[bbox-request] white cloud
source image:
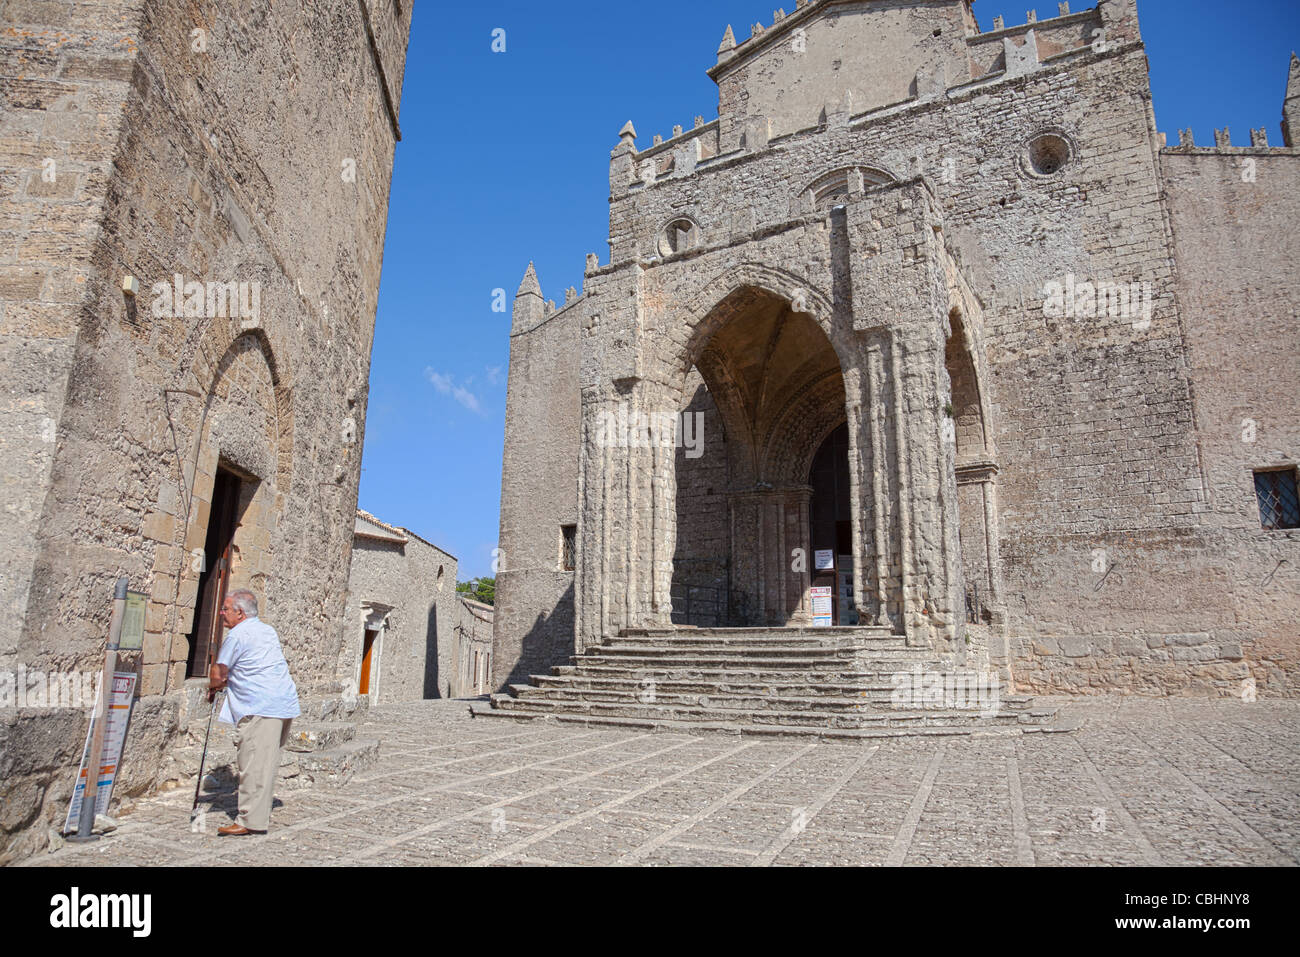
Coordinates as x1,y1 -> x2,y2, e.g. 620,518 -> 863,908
424,368 -> 483,414
486,365 -> 503,385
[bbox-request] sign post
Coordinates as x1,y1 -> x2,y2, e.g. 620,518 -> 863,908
67,576 -> 128,842
63,670 -> 137,836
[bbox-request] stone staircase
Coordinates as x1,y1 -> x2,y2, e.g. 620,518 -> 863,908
473,626 -> 1075,740
163,691 -> 381,794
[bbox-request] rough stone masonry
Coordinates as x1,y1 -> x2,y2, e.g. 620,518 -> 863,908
0,0 -> 411,863
494,1 -> 1299,702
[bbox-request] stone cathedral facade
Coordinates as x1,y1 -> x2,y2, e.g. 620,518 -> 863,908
493,0 -> 1300,704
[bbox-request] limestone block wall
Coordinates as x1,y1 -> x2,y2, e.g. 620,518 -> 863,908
492,275 -> 581,689
456,597 -> 495,696
1,0 -> 143,655
1161,148 -> 1300,695
711,0 -> 974,151
343,518 -> 459,703
672,370 -> 730,625
0,0 -> 411,862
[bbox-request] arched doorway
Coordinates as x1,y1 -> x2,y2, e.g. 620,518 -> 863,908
808,422 -> 855,625
671,286 -> 847,626
945,310 -> 1000,624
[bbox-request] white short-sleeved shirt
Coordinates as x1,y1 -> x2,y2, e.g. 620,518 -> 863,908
216,616 -> 301,725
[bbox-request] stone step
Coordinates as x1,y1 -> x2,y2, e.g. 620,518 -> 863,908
603,635 -> 909,651
623,626 -> 895,639
483,626 -> 1066,740
471,704 -> 1068,740
508,684 -> 1010,713
167,715 -> 375,795
581,648 -> 861,663
284,720 -> 357,753
488,693 -> 1048,730
550,662 -> 952,676
534,674 -> 901,696
571,651 -> 941,670
300,693 -> 370,723
554,660 -> 955,680
528,674 -> 1032,707
296,738 -> 380,788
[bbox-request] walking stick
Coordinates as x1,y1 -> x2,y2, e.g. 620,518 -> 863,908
191,690 -> 223,826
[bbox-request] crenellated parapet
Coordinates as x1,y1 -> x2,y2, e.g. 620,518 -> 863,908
608,0 -> 1146,219
1159,54 -> 1300,157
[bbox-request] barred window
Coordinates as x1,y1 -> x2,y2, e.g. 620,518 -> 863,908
561,524 -> 577,570
1254,468 -> 1300,530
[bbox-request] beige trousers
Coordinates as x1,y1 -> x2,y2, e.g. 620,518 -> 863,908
233,715 -> 292,831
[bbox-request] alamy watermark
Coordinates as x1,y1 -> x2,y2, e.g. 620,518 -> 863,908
150,273 -> 260,328
593,404 -> 704,459
890,664 -> 1001,716
1040,272 -> 1154,330
1,666 -> 100,709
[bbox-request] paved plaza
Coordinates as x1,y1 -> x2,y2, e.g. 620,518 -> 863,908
24,698 -> 1299,867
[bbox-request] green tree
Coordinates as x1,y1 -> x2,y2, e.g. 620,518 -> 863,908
456,576 -> 495,605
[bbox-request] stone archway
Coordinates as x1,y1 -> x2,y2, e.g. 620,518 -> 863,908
575,249 -> 969,655
670,284 -> 849,627
945,309 -> 1003,626
148,329 -> 294,692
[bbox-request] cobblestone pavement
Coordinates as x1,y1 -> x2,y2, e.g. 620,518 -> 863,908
24,697 -> 1300,867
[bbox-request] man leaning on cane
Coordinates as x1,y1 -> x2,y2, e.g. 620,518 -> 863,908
207,589 -> 300,836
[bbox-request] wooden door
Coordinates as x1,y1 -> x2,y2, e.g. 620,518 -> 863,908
359,629 -> 377,695
186,469 -> 241,677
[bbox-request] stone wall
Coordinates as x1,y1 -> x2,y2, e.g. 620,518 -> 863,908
1161,148 -> 1300,695
672,369 -> 730,625
343,512 -> 459,702
0,0 -> 411,862
456,597 -> 495,696
492,266 -> 580,690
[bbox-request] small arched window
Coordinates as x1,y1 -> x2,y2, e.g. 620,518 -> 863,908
803,166 -> 895,210
658,217 -> 701,257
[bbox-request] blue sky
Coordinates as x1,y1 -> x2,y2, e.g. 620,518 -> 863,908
359,0 -> 1300,581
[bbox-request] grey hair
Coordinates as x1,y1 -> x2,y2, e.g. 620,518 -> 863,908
228,589 -> 259,617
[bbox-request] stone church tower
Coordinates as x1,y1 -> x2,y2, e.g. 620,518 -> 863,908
493,0 -> 1300,711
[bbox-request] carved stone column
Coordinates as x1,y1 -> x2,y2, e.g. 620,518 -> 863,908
727,485 -> 814,625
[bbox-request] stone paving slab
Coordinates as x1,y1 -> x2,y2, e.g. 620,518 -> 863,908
20,697 -> 1300,867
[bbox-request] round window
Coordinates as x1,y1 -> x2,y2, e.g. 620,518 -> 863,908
1024,132 -> 1073,177
658,218 -> 699,257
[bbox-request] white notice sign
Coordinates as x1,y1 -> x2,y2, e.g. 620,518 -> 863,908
814,549 -> 835,571
810,586 -> 833,627
64,671 -> 136,833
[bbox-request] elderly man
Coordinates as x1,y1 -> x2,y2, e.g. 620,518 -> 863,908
207,589 -> 300,836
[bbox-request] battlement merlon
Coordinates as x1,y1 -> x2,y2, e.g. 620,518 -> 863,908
1160,55 -> 1300,152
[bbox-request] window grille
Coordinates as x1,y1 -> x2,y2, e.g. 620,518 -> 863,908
561,524 -> 577,570
1254,469 -> 1300,530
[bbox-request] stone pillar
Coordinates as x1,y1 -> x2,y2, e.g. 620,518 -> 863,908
892,325 -> 966,653
846,185 -> 966,652
727,489 -> 765,625
858,343 -> 895,628
786,487 -> 813,625
576,378 -> 677,650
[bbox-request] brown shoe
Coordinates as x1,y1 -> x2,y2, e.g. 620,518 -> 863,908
217,824 -> 265,836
